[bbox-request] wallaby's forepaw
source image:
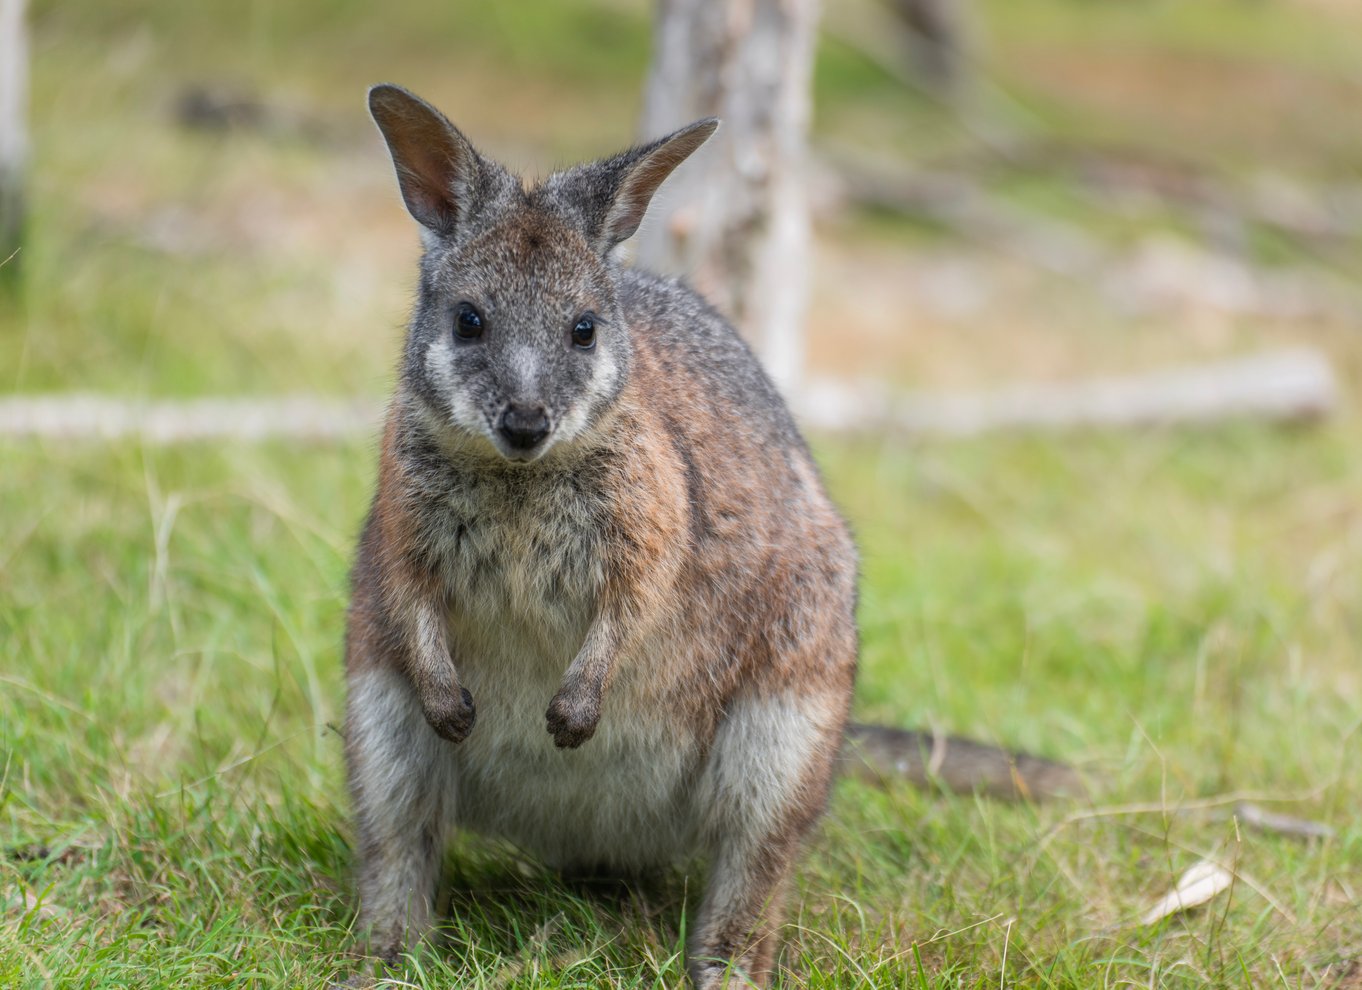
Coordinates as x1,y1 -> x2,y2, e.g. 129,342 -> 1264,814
423,686 -> 476,743
545,689 -> 600,749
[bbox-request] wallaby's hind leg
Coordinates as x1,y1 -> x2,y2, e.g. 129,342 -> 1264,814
690,693 -> 845,989
346,662 -> 452,962
689,830 -> 801,988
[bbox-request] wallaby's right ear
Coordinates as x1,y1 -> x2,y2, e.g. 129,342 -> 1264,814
368,84 -> 481,237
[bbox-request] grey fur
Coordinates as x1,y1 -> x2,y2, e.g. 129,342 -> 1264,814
347,85 -> 859,988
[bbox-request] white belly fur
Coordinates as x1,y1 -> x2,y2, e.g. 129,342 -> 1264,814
448,611 -> 703,870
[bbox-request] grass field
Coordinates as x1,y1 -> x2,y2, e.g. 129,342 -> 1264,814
3,0 -> 1361,986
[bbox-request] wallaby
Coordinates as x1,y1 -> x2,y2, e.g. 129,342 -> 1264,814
345,83 -> 1076,988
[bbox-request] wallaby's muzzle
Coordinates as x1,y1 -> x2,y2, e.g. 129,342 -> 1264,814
498,403 -> 551,453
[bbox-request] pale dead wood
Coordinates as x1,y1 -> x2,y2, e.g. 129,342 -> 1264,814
1234,801 -> 1335,841
0,349 -> 1336,444
637,0 -> 820,393
0,394 -> 381,443
0,0 -> 26,281
797,349 -> 1337,436
1139,859 -> 1235,926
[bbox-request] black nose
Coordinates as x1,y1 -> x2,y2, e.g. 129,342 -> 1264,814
498,403 -> 550,450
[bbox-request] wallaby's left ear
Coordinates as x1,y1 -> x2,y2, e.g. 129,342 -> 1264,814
548,118 -> 719,255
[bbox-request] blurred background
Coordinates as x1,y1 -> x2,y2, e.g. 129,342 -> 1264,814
4,0 -> 1362,400
2,1 -> 1360,985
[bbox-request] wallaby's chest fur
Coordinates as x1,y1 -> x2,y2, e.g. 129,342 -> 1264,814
405,440 -> 607,654
399,423 -> 701,867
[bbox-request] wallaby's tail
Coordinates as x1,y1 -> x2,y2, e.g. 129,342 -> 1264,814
839,723 -> 1084,801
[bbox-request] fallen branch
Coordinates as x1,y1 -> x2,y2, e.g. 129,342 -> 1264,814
0,393 -> 381,442
0,349 -> 1337,444
840,722 -> 1083,801
1232,801 -> 1335,841
797,349 -> 1337,436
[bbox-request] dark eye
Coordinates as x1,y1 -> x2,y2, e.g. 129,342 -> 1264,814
454,303 -> 484,341
571,314 -> 596,350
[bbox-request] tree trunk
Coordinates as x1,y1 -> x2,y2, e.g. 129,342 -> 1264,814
889,0 -> 967,96
637,0 -> 819,396
0,0 -> 27,292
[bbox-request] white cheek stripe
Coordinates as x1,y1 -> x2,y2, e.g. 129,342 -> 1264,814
424,335 -> 455,394
556,346 -> 620,446
425,335 -> 489,437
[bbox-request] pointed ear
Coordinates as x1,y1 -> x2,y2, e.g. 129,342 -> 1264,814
368,84 -> 482,237
549,118 -> 719,255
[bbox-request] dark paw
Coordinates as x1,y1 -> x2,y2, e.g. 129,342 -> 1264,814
545,690 -> 599,749
423,686 -> 476,743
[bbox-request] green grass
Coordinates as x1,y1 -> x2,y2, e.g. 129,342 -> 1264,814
4,0 -> 1361,985
2,428 -> 1358,987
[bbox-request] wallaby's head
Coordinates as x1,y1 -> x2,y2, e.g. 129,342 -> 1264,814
369,84 -> 717,463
